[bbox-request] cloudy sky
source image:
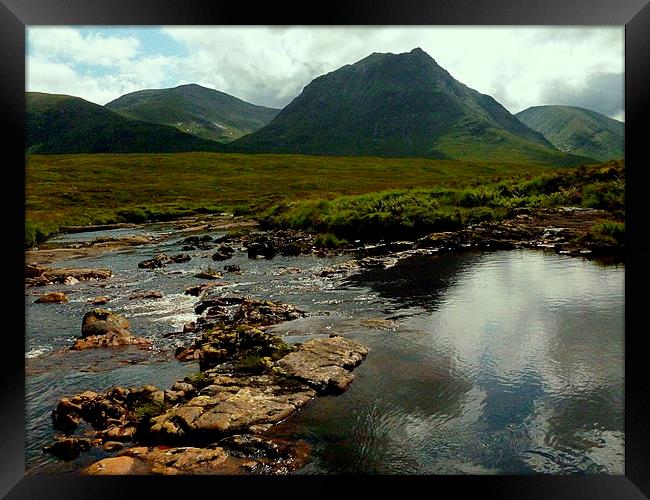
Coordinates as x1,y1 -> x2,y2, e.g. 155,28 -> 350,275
26,26 -> 625,120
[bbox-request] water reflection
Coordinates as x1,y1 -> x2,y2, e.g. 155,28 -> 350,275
274,251 -> 624,474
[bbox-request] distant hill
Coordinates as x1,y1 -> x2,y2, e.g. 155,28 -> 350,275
516,105 -> 624,161
106,84 -> 280,143
26,92 -> 226,154
232,48 -> 590,164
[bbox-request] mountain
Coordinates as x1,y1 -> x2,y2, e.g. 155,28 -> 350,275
26,92 -> 226,154
106,84 -> 280,143
516,105 -> 624,161
232,48 -> 589,164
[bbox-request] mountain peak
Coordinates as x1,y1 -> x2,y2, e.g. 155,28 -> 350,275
233,49 -> 579,164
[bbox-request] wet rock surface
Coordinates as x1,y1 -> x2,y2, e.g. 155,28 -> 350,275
273,336 -> 369,394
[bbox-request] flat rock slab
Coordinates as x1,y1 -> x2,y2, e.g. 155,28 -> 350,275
147,374 -> 316,440
273,336 -> 369,394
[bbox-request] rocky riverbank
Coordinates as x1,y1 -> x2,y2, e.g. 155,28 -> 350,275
42,287 -> 367,474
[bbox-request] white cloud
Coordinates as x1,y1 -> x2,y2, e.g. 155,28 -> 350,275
26,26 -> 625,118
28,27 -> 140,67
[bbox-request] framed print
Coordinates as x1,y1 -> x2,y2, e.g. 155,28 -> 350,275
2,0 -> 649,497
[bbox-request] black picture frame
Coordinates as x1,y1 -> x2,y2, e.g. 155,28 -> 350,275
3,0 -> 649,497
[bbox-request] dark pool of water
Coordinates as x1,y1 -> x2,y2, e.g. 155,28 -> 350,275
25,226 -> 624,475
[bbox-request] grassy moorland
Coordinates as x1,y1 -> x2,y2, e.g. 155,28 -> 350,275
263,159 -> 624,242
25,152 -> 570,246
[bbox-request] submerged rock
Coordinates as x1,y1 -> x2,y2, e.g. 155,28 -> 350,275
34,292 -> 69,304
89,296 -> 111,305
128,291 -> 163,300
194,270 -> 224,280
43,436 -> 99,460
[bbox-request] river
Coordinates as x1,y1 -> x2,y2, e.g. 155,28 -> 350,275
25,223 -> 624,474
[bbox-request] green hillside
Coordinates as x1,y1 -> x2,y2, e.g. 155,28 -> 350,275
26,92 -> 226,154
106,84 -> 279,142
233,48 -> 591,165
516,105 -> 624,161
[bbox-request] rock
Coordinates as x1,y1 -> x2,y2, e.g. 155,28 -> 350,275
102,425 -> 136,442
234,299 -> 305,326
103,441 -> 124,452
194,295 -> 245,315
169,254 -> 191,263
25,276 -> 51,287
84,435 -> 310,475
82,456 -> 141,475
182,322 -> 196,333
247,240 -> 276,260
138,254 -> 168,269
147,374 -> 316,439
184,282 -> 225,297
181,245 -> 195,251
34,292 -> 69,304
72,309 -> 151,350
273,336 -> 368,394
190,324 -> 294,371
81,309 -> 130,338
171,382 -> 195,393
63,276 -> 79,285
360,318 -> 397,330
25,263 -> 47,278
40,267 -> 112,283
223,265 -> 241,273
194,270 -> 224,279
128,290 -> 163,300
71,333 -> 152,350
43,436 -> 97,460
89,296 -> 111,305
317,267 -> 338,277
212,245 -> 235,261
175,347 -> 199,362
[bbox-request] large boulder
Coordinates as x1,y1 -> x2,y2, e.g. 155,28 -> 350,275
81,309 -> 130,338
71,309 -> 151,350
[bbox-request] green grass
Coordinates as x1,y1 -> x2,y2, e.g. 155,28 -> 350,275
25,152 -> 570,247
584,221 -> 625,246
263,160 -> 624,241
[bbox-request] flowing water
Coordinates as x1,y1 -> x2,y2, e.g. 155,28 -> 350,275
25,224 -> 624,475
